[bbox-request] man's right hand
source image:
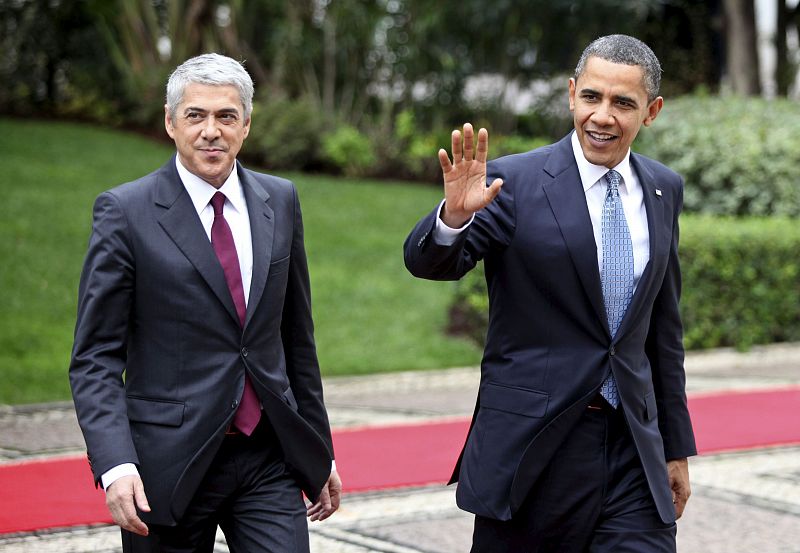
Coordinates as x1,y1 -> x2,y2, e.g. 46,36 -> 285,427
439,122 -> 504,228
106,475 -> 151,536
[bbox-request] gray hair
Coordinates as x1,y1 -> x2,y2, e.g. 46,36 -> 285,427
166,53 -> 254,120
574,35 -> 662,102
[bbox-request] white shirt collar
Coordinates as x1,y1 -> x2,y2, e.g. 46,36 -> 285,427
175,156 -> 247,216
570,131 -> 636,194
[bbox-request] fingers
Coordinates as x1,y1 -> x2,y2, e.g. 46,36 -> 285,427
133,478 -> 151,513
462,123 -> 474,162
307,471 -> 342,522
307,486 -> 331,522
438,148 -> 453,174
106,476 -> 149,536
485,178 -> 504,203
451,130 -> 462,164
475,127 -> 489,163
448,123 -> 488,165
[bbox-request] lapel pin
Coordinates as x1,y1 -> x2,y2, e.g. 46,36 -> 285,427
655,189 -> 662,197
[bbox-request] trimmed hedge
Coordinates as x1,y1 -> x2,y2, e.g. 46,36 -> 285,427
448,216 -> 800,351
635,96 -> 800,217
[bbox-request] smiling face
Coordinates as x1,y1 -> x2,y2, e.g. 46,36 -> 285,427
165,83 -> 250,187
569,56 -> 663,168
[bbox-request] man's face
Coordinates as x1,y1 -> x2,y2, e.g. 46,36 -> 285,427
568,56 -> 663,168
165,83 -> 250,187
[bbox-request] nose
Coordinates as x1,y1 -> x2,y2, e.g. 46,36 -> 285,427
201,115 -> 221,140
590,101 -> 615,126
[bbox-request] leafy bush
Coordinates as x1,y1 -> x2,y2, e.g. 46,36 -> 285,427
449,216 -> 800,351
247,95 -> 328,171
492,135 -> 551,158
321,125 -> 376,177
636,95 -> 800,217
680,216 -> 800,349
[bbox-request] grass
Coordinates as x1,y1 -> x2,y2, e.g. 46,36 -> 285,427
0,118 -> 480,404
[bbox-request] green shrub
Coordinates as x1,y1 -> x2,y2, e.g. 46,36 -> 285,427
321,125 -> 377,177
680,216 -> 800,349
636,96 -> 800,217
491,135 -> 551,158
247,95 -> 328,171
449,216 -> 800,351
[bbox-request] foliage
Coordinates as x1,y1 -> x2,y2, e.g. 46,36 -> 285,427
3,1 -> 721,138
679,216 -> 800,350
246,95 -> 328,171
321,125 -> 376,177
492,135 -> 551,158
448,215 -> 800,351
636,95 -> 800,217
0,119 -> 480,404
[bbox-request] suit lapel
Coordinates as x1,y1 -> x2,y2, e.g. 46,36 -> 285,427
616,154 -> 663,338
155,158 -> 241,327
239,166 -> 274,329
542,137 -> 610,336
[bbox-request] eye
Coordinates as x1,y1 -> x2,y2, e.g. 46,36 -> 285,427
186,112 -> 203,121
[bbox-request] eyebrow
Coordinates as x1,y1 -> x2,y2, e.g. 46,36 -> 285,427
579,88 -> 639,108
183,106 -> 241,115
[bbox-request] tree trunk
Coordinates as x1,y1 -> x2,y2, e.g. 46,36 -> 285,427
723,0 -> 761,95
776,0 -> 790,96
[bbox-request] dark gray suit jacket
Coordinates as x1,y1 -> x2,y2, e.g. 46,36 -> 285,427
70,157 -> 333,526
404,134 -> 696,523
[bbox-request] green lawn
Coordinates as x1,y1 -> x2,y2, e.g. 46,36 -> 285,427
0,119 -> 480,404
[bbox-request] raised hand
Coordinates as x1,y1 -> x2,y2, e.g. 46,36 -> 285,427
439,123 -> 503,228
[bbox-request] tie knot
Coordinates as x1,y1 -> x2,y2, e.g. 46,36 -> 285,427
211,191 -> 226,216
604,170 -> 622,194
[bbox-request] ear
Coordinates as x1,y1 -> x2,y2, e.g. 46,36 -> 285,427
568,78 -> 577,112
164,104 -> 175,139
242,116 -> 251,139
642,96 -> 663,127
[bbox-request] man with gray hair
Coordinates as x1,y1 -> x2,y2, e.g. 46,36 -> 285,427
404,34 -> 695,552
70,53 -> 340,552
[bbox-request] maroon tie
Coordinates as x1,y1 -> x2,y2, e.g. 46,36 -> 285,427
210,191 -> 261,435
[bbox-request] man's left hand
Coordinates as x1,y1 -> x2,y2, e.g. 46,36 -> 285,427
667,458 -> 690,519
307,470 -> 342,522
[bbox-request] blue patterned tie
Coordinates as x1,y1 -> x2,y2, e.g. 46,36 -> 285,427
600,170 -> 634,408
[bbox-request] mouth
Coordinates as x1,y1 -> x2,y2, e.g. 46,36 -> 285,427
585,130 -> 618,144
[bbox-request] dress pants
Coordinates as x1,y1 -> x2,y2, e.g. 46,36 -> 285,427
122,421 -> 309,553
471,397 -> 676,553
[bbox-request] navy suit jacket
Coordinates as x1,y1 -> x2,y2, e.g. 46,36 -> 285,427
70,157 -> 333,526
404,134 -> 696,523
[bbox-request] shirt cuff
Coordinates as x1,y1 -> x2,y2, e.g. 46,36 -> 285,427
101,463 -> 139,491
331,459 -> 337,472
433,200 -> 474,246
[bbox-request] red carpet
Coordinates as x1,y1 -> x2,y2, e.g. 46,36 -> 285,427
1,387 -> 798,534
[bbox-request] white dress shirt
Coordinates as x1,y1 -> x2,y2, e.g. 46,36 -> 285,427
434,131 -> 650,291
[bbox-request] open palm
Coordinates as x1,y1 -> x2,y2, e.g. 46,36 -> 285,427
439,123 -> 503,228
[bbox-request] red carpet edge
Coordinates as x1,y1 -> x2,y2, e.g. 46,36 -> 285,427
0,387 -> 798,534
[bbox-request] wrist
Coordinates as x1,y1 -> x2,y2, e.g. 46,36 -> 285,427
441,204 -> 470,228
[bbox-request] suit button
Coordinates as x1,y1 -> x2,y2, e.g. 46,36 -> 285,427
231,399 -> 238,409
241,347 -> 248,357
609,346 -> 616,356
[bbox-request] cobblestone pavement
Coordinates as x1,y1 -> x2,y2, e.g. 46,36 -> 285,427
1,343 -> 799,552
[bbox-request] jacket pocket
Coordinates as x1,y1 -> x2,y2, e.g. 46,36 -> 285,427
269,255 -> 290,275
481,382 -> 549,418
126,396 -> 185,427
